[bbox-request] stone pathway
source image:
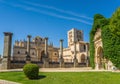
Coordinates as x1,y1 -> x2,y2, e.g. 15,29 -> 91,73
0,80 -> 20,84
0,67 -> 115,72
39,67 -> 112,72
1,67 -> 120,73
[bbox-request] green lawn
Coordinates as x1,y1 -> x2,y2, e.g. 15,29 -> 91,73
0,72 -> 120,84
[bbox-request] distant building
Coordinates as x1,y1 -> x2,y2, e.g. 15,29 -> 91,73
62,28 -> 89,63
13,36 -> 59,62
12,28 -> 89,64
68,28 -> 83,47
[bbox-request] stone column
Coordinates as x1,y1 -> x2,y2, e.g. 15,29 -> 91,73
73,41 -> 78,68
86,43 -> 89,67
1,32 -> 13,69
27,35 -> 31,55
43,37 -> 49,68
26,35 -> 31,64
59,39 -> 64,68
45,37 -> 48,57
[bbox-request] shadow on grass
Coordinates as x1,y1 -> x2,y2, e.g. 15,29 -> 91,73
38,75 -> 46,80
30,75 -> 46,80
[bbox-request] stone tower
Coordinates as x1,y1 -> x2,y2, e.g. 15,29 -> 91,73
67,28 -> 83,47
1,32 -> 13,69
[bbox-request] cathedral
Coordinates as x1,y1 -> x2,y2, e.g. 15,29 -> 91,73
0,28 -> 90,69
12,28 -> 89,65
13,36 -> 59,62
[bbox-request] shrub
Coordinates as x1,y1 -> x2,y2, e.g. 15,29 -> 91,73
23,63 -> 39,79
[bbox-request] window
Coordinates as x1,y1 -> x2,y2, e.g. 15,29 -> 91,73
18,51 -> 20,54
32,52 -> 35,55
84,45 -> 86,52
41,39 -> 42,41
80,45 -> 86,52
54,53 -> 57,55
35,38 -> 38,41
25,51 -> 27,54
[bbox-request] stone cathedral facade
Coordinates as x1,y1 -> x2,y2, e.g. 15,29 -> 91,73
13,36 -> 59,62
12,28 -> 89,64
0,28 -> 89,69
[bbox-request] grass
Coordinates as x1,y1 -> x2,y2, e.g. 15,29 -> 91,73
0,72 -> 120,84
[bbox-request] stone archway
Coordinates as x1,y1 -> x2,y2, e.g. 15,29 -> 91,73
41,50 -> 49,61
81,54 -> 86,63
94,29 -> 104,70
96,46 -> 103,69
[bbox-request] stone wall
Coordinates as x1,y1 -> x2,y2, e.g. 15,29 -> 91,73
10,62 -> 86,69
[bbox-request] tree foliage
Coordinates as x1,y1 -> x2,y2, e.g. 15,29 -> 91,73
90,7 -> 120,69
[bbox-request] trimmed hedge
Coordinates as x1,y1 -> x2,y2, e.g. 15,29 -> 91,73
90,8 -> 120,69
23,63 -> 39,79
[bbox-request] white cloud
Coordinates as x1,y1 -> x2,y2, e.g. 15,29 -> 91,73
1,1 -> 92,25
23,1 -> 93,20
12,4 -> 92,25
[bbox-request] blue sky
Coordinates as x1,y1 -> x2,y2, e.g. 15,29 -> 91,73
0,0 -> 120,55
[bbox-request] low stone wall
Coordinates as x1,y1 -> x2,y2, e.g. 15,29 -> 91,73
10,63 -> 25,69
10,61 -> 86,69
49,62 -> 60,68
64,63 -> 74,68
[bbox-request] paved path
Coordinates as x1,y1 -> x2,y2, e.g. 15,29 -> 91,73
0,67 -> 115,72
0,80 -> 20,84
39,67 -> 112,72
